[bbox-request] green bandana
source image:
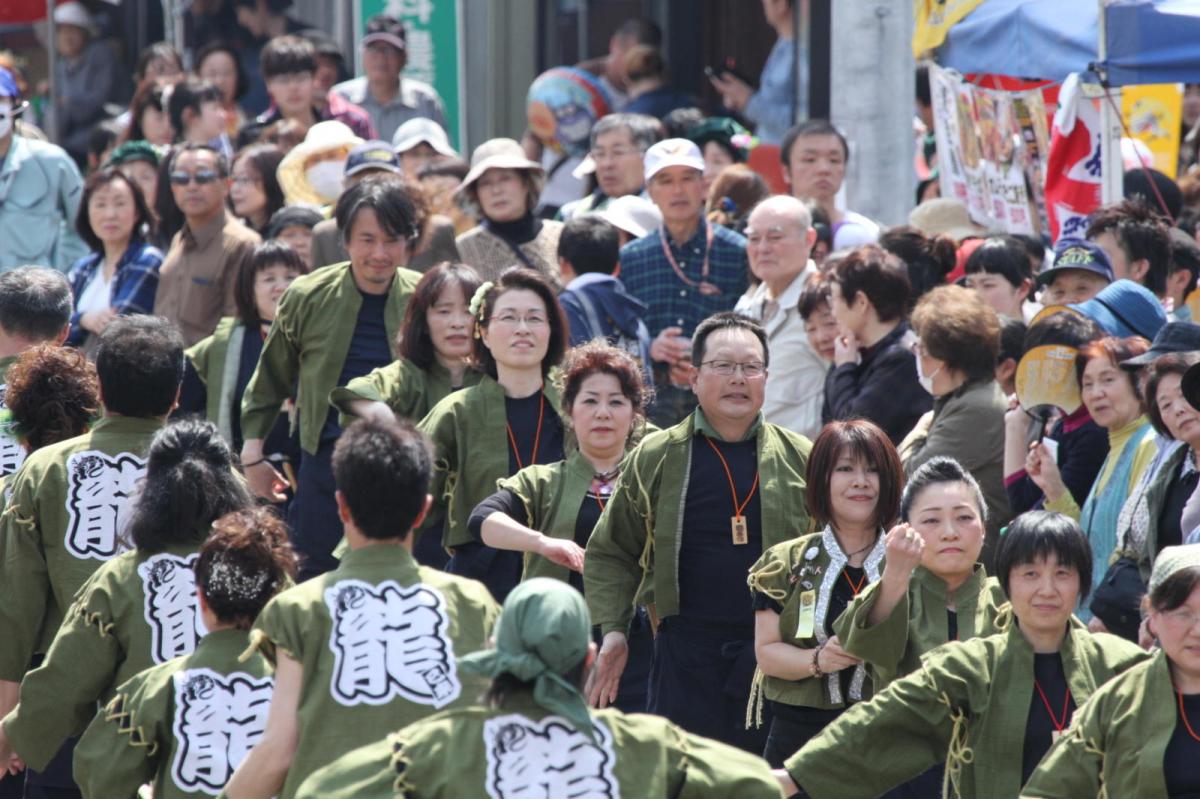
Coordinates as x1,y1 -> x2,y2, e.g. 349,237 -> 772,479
459,578 -> 595,740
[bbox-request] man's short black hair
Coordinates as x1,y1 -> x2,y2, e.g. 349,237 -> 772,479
692,312 -> 769,369
998,315 -> 1027,365
558,216 -> 619,276
95,316 -> 184,417
1170,229 -> 1200,287
1024,310 -> 1104,353
0,267 -> 72,341
1085,198 -> 1171,296
995,510 -> 1093,602
171,142 -> 230,178
335,175 -> 420,245
167,77 -> 224,134
614,17 -> 662,48
780,119 -> 850,169
260,35 -> 317,81
332,418 -> 433,540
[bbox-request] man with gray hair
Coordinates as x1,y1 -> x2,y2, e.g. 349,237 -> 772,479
734,195 -> 825,439
560,113 -> 659,220
0,265 -> 73,477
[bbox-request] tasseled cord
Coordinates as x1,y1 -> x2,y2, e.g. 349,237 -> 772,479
744,560 -> 791,730
938,692 -> 975,799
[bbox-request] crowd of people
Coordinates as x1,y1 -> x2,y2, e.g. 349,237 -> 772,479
0,1 -> 1198,797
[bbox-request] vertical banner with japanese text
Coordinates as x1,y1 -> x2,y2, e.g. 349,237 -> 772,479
1044,74 -> 1103,243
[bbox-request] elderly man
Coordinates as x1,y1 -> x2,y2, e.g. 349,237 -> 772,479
585,312 -> 811,754
619,138 -> 749,426
559,112 -> 659,220
735,195 -> 826,440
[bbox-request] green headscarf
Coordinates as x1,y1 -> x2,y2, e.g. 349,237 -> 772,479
459,577 -> 595,740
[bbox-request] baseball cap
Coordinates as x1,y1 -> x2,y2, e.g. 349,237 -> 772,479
1069,279 -> 1168,342
643,138 -> 704,182
0,68 -> 19,100
391,118 -> 456,158
1035,238 -> 1115,288
344,141 -> 402,178
1120,321 -> 1200,368
53,1 -> 96,34
362,14 -> 406,52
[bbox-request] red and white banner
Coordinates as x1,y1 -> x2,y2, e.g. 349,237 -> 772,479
1044,74 -> 1104,243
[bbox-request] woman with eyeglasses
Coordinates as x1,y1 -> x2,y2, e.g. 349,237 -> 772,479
228,144 -> 285,236
1022,544 -> 1200,798
418,267 -> 569,601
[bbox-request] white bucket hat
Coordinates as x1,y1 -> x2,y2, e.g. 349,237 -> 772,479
594,194 -> 662,240
391,117 -> 457,158
277,120 -> 364,205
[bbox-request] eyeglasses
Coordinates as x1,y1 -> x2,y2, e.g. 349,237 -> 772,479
169,170 -> 221,186
590,147 -> 638,162
700,360 -> 766,378
1160,608 -> 1200,630
490,313 -> 549,329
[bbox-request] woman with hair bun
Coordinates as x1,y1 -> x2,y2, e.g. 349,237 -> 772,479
0,419 -> 253,773
73,506 -> 296,798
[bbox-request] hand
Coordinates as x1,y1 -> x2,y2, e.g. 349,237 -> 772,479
816,636 -> 861,674
536,536 -> 585,573
585,631 -> 629,708
772,769 -> 800,796
667,359 -> 694,388
348,399 -> 396,425
4,753 -> 23,778
1025,442 -> 1067,503
1087,616 -> 1109,634
0,726 -> 13,778
833,332 -> 860,367
650,327 -> 690,365
81,307 -> 118,335
881,523 -> 925,583
243,460 -> 288,502
709,72 -> 753,111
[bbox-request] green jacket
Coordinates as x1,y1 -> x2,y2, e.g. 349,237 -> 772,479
584,409 -> 813,636
242,261 -> 421,455
417,375 -> 565,548
292,691 -> 784,799
73,628 -> 274,799
834,564 -> 1009,688
747,526 -> 887,711
251,543 -> 499,799
0,414 -> 162,682
1020,649 -> 1179,799
3,540 -> 207,771
186,317 -> 255,445
329,357 -> 482,427
787,621 -> 1149,799
0,354 -> 27,478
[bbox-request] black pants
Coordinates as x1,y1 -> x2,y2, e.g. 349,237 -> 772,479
880,764 -> 944,799
648,616 -> 769,754
288,442 -> 341,581
762,704 -> 846,768
444,541 -> 523,602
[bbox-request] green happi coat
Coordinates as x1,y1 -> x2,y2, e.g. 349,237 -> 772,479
250,543 -> 499,798
329,357 -> 482,428
186,317 -> 258,445
746,526 -> 887,714
584,410 -> 813,636
786,620 -> 1150,799
417,375 -> 564,548
0,415 -> 162,683
3,539 -> 208,770
1020,649 -> 1183,799
241,261 -> 421,455
834,564 -> 1009,687
291,691 -> 785,799
0,354 -> 27,477
73,628 -> 274,799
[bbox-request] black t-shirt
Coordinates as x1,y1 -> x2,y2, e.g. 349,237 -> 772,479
680,434 -> 762,628
1158,458 -> 1199,553
1165,691 -> 1200,797
321,291 -> 392,442
1022,652 -> 1074,786
947,609 -> 959,642
503,392 -> 565,473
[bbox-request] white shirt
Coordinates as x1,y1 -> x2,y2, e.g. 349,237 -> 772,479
76,265 -> 113,317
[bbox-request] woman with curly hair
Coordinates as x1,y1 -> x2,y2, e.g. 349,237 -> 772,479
4,344 -> 99,453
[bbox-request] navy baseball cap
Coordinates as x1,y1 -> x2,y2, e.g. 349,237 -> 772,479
1035,238 -> 1114,288
1069,279 -> 1168,342
343,141 -> 402,178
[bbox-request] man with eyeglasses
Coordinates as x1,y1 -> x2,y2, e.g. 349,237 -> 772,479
586,311 -> 812,754
735,195 -> 826,440
154,143 -> 260,346
559,113 -> 658,221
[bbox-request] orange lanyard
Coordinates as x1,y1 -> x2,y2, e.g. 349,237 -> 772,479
1034,679 -> 1072,733
842,567 -> 868,596
505,392 -> 545,471
1180,692 -> 1200,742
592,490 -> 608,514
702,436 -> 760,516
659,221 -> 721,296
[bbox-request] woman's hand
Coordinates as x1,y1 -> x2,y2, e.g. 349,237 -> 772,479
586,632 -> 629,708
240,440 -> 287,503
816,636 -> 861,674
880,523 -> 925,584
833,332 -> 860,367
1026,441 -> 1067,503
536,537 -> 585,573
81,307 -> 117,335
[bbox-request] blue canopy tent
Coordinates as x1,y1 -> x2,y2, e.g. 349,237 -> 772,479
935,0 -> 1200,85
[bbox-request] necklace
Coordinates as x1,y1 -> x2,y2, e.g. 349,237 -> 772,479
1180,691 -> 1200,743
505,392 -> 545,471
593,465 -> 621,483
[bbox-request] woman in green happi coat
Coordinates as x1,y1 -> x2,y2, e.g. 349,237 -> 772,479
73,506 -> 297,798
417,267 -> 569,601
1022,544 -> 1200,798
776,511 -> 1150,799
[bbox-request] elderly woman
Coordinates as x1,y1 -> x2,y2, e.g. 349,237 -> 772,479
901,284 -> 1012,567
454,138 -> 564,284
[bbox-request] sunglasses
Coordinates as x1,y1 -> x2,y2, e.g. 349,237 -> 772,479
169,170 -> 221,186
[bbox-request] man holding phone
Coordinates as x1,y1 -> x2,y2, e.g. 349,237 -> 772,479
709,0 -> 797,146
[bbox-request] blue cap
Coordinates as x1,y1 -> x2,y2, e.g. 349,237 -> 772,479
0,68 -> 19,100
1069,279 -> 1168,341
1035,238 -> 1114,288
343,140 -> 401,178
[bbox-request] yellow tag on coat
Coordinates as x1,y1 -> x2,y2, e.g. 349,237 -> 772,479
795,590 -> 817,639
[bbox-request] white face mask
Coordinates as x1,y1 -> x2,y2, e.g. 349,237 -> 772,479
305,160 -> 345,202
0,100 -> 14,139
915,350 -> 942,395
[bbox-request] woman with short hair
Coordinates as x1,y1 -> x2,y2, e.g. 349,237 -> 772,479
963,236 -> 1036,321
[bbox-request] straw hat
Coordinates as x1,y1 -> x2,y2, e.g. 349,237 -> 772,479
277,121 -> 364,205
908,197 -> 988,242
456,138 -> 544,197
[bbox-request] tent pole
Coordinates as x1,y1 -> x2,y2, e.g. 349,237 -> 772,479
1096,0 -> 1122,204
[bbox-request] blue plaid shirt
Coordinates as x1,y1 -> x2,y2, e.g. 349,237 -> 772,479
618,219 -> 748,339
67,238 -> 164,346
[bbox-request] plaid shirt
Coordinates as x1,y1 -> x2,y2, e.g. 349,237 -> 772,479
618,219 -> 749,338
66,239 -> 163,347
